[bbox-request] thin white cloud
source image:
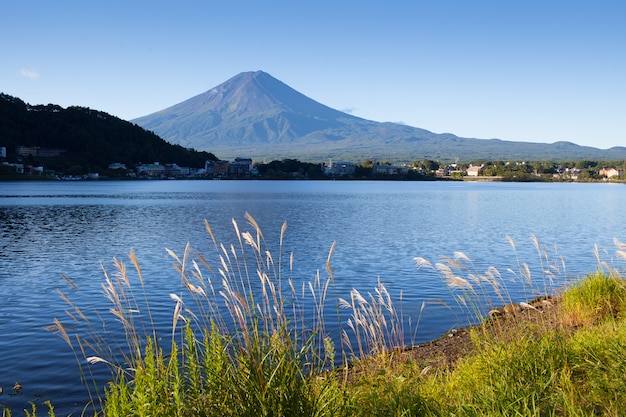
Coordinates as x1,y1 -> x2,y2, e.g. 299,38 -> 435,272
341,107 -> 357,114
20,68 -> 40,79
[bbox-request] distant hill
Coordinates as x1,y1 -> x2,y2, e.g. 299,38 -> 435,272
0,93 -> 217,173
132,71 -> 626,162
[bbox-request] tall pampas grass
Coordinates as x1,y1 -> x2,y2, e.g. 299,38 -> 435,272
414,235 -> 572,328
49,213 -> 415,416
338,279 -> 405,359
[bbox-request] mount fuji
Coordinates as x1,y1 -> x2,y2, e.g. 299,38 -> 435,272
132,71 -> 625,162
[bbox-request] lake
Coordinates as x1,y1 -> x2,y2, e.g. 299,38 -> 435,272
1,180 -> 624,414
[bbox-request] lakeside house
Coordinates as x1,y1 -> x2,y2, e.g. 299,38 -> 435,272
466,164 -> 485,177
599,167 -> 623,178
204,157 -> 257,177
324,160 -> 356,176
372,163 -> 408,176
229,157 -> 254,176
136,162 -> 166,178
15,146 -> 65,157
108,163 -> 127,170
2,162 -> 25,173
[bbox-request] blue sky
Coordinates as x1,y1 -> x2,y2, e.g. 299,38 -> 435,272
2,0 -> 625,149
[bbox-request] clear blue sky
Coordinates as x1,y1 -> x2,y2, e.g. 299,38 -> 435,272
2,0 -> 625,149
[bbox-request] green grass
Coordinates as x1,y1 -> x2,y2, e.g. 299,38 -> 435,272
560,271 -> 626,326
416,313 -> 626,416
35,220 -> 626,417
359,245 -> 626,416
1,401 -> 55,417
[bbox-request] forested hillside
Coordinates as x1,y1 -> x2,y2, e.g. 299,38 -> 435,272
0,93 -> 217,174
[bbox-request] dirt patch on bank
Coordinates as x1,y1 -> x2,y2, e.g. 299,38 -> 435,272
394,296 -> 559,372
345,295 -> 561,380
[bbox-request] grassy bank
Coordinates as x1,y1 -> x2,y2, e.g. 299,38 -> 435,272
346,270 -> 626,416
7,216 -> 626,416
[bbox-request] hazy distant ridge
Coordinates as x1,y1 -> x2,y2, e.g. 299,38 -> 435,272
133,71 -> 626,162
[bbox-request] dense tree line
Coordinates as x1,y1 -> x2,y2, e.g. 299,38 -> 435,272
0,93 -> 217,174
407,159 -> 626,181
236,158 -> 626,181
254,159 -> 325,179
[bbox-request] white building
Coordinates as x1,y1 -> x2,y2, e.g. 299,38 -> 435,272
466,164 -> 485,176
324,160 -> 355,176
599,168 -> 623,178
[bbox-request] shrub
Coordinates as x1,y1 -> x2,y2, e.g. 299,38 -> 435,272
560,271 -> 626,326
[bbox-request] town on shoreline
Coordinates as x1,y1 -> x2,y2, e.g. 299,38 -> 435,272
2,150 -> 625,183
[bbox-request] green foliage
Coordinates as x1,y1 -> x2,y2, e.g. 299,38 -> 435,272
353,164 -> 373,177
3,401 -> 56,417
346,366 -> 432,417
255,158 -> 324,179
567,322 -> 626,413
419,316 -> 626,416
103,306 -> 337,416
561,272 -> 626,325
435,332 -> 569,415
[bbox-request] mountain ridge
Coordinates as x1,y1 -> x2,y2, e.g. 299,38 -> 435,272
130,71 -> 625,162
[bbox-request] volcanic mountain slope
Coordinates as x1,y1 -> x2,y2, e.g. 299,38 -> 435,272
133,71 -> 626,162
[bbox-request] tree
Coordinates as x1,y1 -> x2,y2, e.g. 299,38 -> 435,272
421,159 -> 439,172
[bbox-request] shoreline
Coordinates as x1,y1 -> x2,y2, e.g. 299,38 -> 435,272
1,175 -> 623,184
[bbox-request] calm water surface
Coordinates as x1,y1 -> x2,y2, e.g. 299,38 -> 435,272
1,180 -> 624,413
